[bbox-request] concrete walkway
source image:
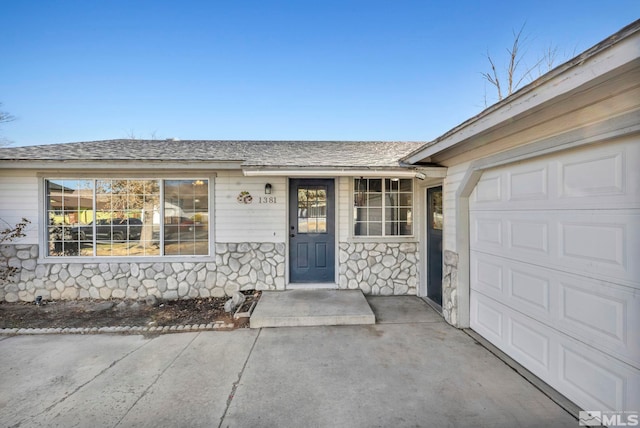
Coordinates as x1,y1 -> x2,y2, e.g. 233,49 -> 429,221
0,297 -> 577,427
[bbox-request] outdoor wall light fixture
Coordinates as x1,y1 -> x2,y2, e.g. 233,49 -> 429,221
265,183 -> 272,194
414,172 -> 427,180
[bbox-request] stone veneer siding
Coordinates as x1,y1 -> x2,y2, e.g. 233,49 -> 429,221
338,242 -> 418,295
0,243 -> 285,303
441,250 -> 458,325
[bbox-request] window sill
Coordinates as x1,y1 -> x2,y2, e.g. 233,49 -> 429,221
37,255 -> 215,264
345,236 -> 417,244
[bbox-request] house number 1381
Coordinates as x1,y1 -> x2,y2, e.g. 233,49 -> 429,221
259,196 -> 277,204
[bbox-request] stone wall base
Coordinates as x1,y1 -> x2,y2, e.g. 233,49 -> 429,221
0,243 -> 285,302
441,250 -> 459,325
338,242 -> 418,295
1,241 -> 421,302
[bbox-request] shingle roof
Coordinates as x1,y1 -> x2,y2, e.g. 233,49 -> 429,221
0,140 -> 425,168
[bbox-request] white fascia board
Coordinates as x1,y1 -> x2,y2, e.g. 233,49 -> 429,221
242,167 -> 446,178
403,29 -> 640,165
0,160 -> 244,170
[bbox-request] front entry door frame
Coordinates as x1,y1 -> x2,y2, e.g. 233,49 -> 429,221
288,178 -> 336,284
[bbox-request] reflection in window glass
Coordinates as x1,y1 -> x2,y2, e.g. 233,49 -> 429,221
94,179 -> 160,256
354,178 -> 413,236
431,189 -> 443,230
164,180 -> 209,255
297,186 -> 327,234
45,178 -> 208,257
47,179 -> 94,256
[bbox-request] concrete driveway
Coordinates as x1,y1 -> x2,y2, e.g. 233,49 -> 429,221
0,297 -> 577,427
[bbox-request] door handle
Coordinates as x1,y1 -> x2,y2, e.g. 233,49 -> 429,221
290,233 -> 295,238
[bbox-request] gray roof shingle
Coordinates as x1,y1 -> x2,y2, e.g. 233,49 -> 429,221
0,140 -> 425,168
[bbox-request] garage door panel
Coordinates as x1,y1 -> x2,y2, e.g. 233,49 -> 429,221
471,210 -> 639,288
559,343 -> 638,412
470,296 -> 504,342
473,217 -> 503,247
473,173 -> 502,203
509,317 -> 550,370
560,284 -> 625,342
559,220 -> 625,269
471,252 -> 640,369
471,293 -> 640,412
509,269 -> 550,312
472,253 -> 551,317
508,166 -> 548,201
469,138 -> 639,412
557,280 -> 639,367
470,136 -> 640,211
472,293 -> 552,376
472,256 -> 504,292
559,149 -> 624,199
510,219 -> 549,253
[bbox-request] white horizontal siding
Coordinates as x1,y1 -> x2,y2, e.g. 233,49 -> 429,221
214,171 -> 287,243
442,162 -> 470,253
338,177 -> 350,241
0,170 -> 39,244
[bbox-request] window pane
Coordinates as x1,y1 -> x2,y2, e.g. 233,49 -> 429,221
368,222 -> 382,236
368,207 -> 382,224
399,193 -> 412,206
93,179 -> 159,256
46,179 -> 94,256
164,179 -> 209,256
368,179 -> 382,192
385,222 -> 400,236
368,193 -> 382,207
385,178 -> 397,191
355,207 -> 367,222
399,179 -> 412,192
385,207 -> 398,221
46,177 -> 208,258
353,178 -> 413,237
298,186 -> 327,234
399,208 -> 411,221
431,189 -> 443,230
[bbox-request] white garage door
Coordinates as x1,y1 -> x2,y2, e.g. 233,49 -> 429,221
469,137 -> 640,412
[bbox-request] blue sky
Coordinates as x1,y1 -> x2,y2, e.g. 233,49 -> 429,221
1,1 -> 638,146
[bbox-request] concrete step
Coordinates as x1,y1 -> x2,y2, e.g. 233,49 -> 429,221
250,289 -> 376,328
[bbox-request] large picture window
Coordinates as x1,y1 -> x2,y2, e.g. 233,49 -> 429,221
353,178 -> 413,236
46,178 -> 209,257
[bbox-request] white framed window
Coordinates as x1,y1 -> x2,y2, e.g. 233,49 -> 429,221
353,178 -> 413,236
45,178 -> 209,257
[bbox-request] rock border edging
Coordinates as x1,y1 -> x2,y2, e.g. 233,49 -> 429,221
0,321 -> 236,336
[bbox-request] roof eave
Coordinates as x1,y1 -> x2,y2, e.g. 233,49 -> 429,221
0,159 -> 244,170
242,165 -> 447,178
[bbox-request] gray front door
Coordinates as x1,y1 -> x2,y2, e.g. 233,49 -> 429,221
427,186 -> 443,305
289,179 -> 335,283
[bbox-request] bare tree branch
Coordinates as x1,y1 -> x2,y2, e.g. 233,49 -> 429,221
126,129 -> 138,140
0,103 -> 16,147
0,217 -> 31,283
481,23 -> 562,106
481,51 -> 502,101
0,103 -> 15,125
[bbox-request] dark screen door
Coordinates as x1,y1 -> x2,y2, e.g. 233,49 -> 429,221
427,186 -> 443,305
289,179 -> 335,283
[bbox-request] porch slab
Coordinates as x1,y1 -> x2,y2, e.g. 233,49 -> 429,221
250,289 -> 375,328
